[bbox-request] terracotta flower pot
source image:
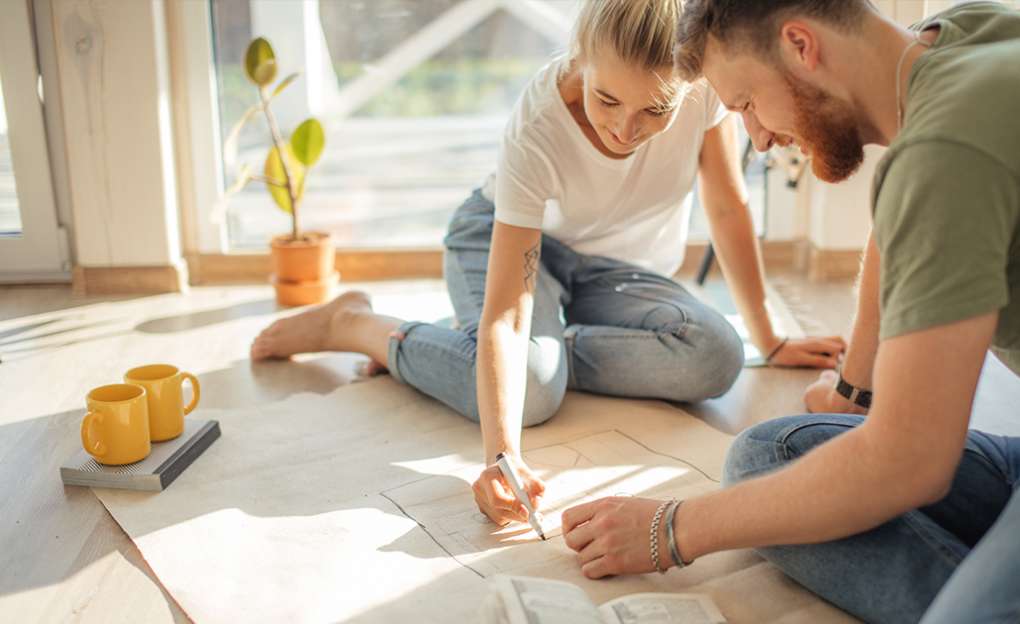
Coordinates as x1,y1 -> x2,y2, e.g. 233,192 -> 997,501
269,232 -> 338,306
271,271 -> 340,307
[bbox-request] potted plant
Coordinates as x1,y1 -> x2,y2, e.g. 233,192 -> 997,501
221,37 -> 338,306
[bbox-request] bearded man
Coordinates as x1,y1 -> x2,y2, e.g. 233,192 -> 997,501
560,2 -> 1020,622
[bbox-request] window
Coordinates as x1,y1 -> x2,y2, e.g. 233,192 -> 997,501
210,0 -> 574,250
207,0 -> 769,253
0,75 -> 21,236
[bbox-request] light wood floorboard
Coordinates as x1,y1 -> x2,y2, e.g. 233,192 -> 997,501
1,274 -> 1016,622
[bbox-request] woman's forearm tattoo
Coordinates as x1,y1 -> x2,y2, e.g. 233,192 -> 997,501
523,243 -> 540,292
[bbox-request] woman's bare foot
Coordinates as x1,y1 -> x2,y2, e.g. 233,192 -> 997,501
251,291 -> 382,361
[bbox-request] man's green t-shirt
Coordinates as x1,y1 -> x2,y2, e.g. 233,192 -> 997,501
872,2 -> 1020,376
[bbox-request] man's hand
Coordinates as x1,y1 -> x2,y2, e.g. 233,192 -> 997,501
562,496 -> 667,579
804,370 -> 868,414
472,458 -> 546,526
767,335 -> 846,369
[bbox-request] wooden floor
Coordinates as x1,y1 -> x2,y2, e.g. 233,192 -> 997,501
1,274 -> 1017,623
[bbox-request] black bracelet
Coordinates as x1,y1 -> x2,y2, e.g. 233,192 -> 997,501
835,373 -> 873,409
765,337 -> 789,363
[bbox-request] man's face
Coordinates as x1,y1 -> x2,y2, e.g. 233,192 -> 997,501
702,36 -> 864,183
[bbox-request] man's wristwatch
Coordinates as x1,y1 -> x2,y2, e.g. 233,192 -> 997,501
834,367 -> 872,409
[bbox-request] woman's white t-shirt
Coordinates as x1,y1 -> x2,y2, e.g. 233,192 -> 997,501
483,57 -> 729,277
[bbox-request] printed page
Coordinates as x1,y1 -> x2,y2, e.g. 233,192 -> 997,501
492,575 -> 606,624
599,593 -> 727,624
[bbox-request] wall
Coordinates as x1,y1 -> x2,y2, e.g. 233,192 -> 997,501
46,0 -> 185,291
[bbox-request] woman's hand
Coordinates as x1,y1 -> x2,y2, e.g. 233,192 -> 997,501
472,458 -> 546,526
804,370 -> 869,415
767,335 -> 846,369
562,496 -> 667,579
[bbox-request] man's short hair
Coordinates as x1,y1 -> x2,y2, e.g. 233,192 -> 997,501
675,0 -> 875,80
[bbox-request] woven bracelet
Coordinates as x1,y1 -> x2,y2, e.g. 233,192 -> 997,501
650,499 -> 675,574
648,499 -> 673,570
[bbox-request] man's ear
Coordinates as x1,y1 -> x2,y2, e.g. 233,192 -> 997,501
779,21 -> 821,72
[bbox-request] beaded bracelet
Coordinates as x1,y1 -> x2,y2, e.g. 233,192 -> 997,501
649,499 -> 675,574
665,499 -> 686,569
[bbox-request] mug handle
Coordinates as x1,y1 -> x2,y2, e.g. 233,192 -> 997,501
181,372 -> 201,415
81,411 -> 108,458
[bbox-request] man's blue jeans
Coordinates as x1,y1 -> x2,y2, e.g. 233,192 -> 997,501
724,413 -> 1020,623
386,189 -> 744,425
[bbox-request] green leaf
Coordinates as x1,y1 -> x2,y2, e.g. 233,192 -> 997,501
263,145 -> 305,214
244,37 -> 277,86
272,72 -> 301,99
290,118 -> 325,167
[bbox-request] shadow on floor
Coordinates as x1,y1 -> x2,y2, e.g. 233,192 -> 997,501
134,299 -> 280,334
194,354 -> 368,410
0,408 -> 190,622
0,285 -> 145,323
0,318 -> 61,341
0,328 -> 133,363
0,320 -> 125,349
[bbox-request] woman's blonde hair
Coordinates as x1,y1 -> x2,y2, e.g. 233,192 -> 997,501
568,0 -> 684,105
571,0 -> 681,70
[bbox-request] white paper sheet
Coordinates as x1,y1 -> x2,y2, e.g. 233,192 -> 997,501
93,378 -> 856,624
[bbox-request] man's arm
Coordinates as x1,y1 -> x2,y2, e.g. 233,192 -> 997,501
563,312 -> 996,577
805,232 -> 881,414
842,232 -> 881,389
677,313 -> 993,557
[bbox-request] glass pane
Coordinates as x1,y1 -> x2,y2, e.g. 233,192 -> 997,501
211,0 -> 573,250
0,71 -> 22,236
209,0 -> 769,250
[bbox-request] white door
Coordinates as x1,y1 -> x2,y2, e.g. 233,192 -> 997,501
0,0 -> 67,282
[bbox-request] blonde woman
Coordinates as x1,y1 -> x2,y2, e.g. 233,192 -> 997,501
251,0 -> 844,525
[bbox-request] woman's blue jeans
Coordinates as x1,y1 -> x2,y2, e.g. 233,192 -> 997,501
386,189 -> 744,425
724,413 -> 1020,623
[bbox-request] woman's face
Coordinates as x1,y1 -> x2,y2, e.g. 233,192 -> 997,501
580,51 -> 681,155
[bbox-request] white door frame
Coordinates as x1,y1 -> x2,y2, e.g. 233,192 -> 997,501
0,0 -> 68,282
170,0 -> 228,256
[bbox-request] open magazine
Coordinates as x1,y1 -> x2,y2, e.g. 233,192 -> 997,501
479,575 -> 727,624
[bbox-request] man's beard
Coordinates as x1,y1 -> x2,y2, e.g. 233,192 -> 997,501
784,73 -> 864,183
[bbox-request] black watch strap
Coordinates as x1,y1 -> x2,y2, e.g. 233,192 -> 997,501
835,374 -> 872,409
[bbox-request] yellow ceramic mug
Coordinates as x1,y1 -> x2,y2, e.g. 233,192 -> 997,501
124,364 -> 201,442
82,384 -> 152,465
